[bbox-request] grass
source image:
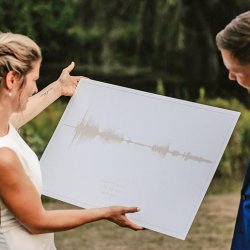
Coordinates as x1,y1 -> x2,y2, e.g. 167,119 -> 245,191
43,180 -> 242,250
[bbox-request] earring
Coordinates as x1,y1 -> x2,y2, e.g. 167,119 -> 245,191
8,92 -> 12,97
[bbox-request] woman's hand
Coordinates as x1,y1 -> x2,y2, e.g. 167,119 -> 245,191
57,62 -> 84,96
105,206 -> 144,231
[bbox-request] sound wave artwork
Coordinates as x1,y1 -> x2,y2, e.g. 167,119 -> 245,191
41,79 -> 240,240
64,112 -> 212,164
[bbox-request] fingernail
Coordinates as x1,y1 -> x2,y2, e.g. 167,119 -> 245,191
136,207 -> 140,212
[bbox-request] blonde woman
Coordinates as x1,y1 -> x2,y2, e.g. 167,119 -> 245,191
0,32 -> 143,250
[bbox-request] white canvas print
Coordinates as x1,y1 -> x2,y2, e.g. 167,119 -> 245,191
40,79 -> 240,240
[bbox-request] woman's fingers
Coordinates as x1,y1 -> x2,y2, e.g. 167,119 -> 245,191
108,206 -> 144,230
63,62 -> 75,73
123,207 -> 144,230
74,76 -> 84,85
123,207 -> 140,214
125,218 -> 144,230
63,62 -> 86,85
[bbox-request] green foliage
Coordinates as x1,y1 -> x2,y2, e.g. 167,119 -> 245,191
197,87 -> 250,179
1,0 -> 250,103
156,78 -> 165,95
0,0 -> 76,61
20,101 -> 67,158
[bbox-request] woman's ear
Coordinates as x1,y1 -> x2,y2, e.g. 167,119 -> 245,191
5,70 -> 18,90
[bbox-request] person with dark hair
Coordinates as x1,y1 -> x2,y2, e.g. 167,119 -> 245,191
0,32 -> 143,250
216,10 -> 250,250
216,11 -> 250,90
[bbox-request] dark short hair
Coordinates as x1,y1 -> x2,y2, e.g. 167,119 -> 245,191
216,11 -> 250,64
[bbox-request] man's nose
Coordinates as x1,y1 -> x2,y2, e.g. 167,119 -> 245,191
228,71 -> 236,81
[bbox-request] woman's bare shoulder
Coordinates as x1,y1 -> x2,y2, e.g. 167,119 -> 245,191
0,147 -> 20,171
0,147 -> 25,191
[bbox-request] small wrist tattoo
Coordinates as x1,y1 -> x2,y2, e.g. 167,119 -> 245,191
40,87 -> 53,97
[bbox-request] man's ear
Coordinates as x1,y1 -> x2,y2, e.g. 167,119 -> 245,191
5,71 -> 18,90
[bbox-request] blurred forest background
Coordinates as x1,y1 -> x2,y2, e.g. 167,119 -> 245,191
3,0 -> 250,183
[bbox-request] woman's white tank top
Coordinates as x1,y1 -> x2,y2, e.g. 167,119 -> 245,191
0,124 -> 56,250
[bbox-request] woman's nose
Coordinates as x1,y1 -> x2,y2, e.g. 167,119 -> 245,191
33,87 -> 38,95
